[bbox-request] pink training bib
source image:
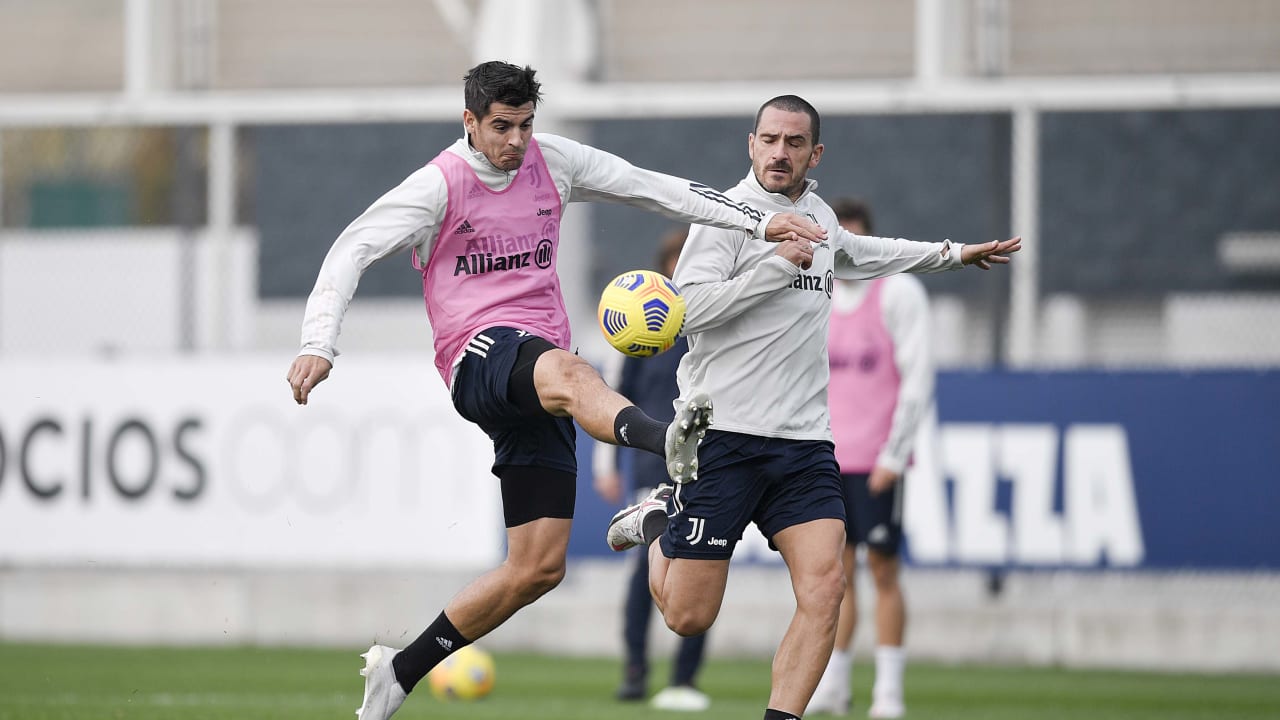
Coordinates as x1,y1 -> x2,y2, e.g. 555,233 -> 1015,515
415,138 -> 567,386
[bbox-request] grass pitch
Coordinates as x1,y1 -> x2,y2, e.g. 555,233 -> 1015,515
1,642 -> 1276,719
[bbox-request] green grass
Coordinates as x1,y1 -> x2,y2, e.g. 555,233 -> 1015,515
1,643 -> 1277,720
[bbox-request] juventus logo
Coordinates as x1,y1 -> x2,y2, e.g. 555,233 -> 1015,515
684,517 -> 705,545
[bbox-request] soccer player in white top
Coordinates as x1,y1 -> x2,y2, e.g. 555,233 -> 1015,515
806,199 -> 933,719
606,95 -> 1020,720
285,62 -> 826,720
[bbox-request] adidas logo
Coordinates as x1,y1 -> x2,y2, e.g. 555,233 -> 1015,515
453,220 -> 475,235
436,636 -> 453,650
618,424 -> 630,445
467,183 -> 484,198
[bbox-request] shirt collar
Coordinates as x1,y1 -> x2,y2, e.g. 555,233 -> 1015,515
460,133 -> 517,179
742,170 -> 819,206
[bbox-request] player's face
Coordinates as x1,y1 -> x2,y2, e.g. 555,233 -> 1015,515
464,102 -> 536,172
749,107 -> 823,201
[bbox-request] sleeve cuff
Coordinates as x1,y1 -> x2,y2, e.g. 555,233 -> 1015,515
752,211 -> 779,240
876,452 -> 908,475
298,346 -> 336,364
944,239 -> 965,269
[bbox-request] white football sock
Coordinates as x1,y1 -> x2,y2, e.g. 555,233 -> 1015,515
872,645 -> 905,701
829,647 -> 853,679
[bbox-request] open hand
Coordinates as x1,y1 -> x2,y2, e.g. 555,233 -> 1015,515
962,236 -> 1022,269
764,213 -> 827,244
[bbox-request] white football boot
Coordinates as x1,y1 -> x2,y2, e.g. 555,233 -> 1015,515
868,697 -> 905,719
606,484 -> 672,551
650,684 -> 712,711
665,392 -> 713,483
355,645 -> 407,720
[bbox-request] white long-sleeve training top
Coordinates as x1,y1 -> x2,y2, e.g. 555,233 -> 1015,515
297,133 -> 775,365
673,171 -> 963,442
831,275 -> 935,473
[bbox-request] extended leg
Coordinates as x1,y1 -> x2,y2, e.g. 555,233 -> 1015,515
807,541 -> 857,715
767,518 -> 847,715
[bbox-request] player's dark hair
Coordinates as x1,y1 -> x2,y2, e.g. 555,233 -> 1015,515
755,94 -> 821,145
832,197 -> 875,235
464,61 -> 543,119
655,227 -> 689,275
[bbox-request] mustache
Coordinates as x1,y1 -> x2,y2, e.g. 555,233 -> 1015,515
766,162 -> 792,172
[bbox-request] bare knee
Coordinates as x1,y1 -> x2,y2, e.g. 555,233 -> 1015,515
663,604 -> 717,638
798,564 -> 847,618
509,557 -> 567,604
534,352 -> 602,412
656,587 -> 718,637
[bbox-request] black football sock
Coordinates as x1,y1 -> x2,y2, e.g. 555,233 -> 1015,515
642,509 -> 669,545
613,406 -> 666,456
764,709 -> 801,720
392,611 -> 472,693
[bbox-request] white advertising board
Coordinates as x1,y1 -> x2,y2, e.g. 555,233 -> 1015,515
0,356 -> 503,568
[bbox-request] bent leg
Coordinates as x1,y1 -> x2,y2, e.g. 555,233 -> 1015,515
531,348 -> 634,442
768,518 -> 847,715
648,542 -> 731,638
390,516 -> 571,696
444,516 -> 572,639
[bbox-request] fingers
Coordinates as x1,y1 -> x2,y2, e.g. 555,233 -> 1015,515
789,238 -> 815,268
968,236 -> 1023,269
792,217 -> 827,243
287,358 -> 329,405
289,369 -> 309,405
774,238 -> 813,269
991,236 -> 1022,256
765,214 -> 828,243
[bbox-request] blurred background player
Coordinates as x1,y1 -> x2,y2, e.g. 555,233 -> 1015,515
594,227 -> 712,712
806,198 -> 933,719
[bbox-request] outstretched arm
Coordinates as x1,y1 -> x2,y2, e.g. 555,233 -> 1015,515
290,165 -> 445,404
539,134 -> 826,243
833,227 -> 1022,279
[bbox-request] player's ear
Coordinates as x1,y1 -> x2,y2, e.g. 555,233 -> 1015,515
809,143 -> 824,169
463,109 -> 478,136
747,133 -> 756,161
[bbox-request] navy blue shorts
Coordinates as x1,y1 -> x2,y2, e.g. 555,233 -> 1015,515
659,430 -> 844,560
842,472 -> 904,555
450,326 -> 577,476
